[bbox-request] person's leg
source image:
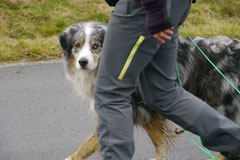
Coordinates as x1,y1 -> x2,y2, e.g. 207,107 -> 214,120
94,1 -> 160,159
139,10 -> 240,160
94,28 -> 158,159
139,45 -> 240,153
94,0 -> 196,159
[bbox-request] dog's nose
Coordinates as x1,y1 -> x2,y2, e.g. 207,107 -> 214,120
79,58 -> 88,67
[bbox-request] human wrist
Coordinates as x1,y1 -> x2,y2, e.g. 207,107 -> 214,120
141,0 -> 173,35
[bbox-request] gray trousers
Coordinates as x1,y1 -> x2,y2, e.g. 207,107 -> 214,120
94,0 -> 240,159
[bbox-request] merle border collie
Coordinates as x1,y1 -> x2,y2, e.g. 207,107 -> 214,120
59,22 -> 240,160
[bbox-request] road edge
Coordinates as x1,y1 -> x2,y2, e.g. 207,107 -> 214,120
0,59 -> 62,68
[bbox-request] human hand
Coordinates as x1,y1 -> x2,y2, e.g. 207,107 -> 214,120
153,27 -> 174,44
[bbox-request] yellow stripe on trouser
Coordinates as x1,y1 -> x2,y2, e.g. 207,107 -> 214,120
118,35 -> 145,80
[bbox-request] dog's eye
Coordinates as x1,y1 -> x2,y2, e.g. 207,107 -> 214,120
75,43 -> 81,48
92,44 -> 99,50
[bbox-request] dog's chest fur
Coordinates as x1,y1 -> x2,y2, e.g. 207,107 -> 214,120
66,68 -> 97,100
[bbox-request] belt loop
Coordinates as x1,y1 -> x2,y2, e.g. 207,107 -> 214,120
166,0 -> 172,18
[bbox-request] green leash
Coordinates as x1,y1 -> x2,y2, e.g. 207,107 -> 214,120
175,25 -> 240,160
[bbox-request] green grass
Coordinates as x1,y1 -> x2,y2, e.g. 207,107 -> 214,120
180,0 -> 240,38
0,0 -> 239,63
0,0 -> 111,63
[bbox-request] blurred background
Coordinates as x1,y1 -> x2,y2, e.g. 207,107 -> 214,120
0,0 -> 239,64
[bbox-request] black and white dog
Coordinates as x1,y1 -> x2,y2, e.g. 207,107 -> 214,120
59,22 -> 240,160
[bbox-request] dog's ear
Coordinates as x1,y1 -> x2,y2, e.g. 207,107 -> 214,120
58,26 -> 79,56
96,24 -> 107,45
58,32 -> 71,56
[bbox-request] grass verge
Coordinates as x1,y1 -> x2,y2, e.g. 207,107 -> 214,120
0,0 -> 239,63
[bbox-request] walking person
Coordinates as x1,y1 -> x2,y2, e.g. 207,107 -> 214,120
94,0 -> 240,159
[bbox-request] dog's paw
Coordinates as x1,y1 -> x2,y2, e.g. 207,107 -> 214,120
65,157 -> 72,160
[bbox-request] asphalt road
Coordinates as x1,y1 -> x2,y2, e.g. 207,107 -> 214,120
0,61 -> 218,160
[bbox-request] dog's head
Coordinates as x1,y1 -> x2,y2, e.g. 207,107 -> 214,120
58,22 -> 106,71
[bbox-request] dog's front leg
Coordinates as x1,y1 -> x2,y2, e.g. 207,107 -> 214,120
65,129 -> 99,160
143,120 -> 167,160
